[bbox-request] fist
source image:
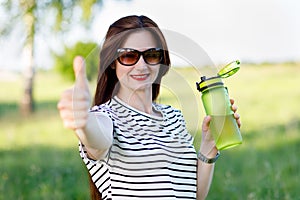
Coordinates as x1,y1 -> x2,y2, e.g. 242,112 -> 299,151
57,56 -> 91,130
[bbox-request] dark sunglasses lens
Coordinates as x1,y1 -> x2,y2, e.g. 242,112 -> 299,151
144,49 -> 163,65
118,50 -> 139,65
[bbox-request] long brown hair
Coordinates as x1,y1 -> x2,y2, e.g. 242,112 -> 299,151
93,15 -> 171,105
89,15 -> 171,199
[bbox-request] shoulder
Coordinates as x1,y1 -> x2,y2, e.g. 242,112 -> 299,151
153,102 -> 183,116
90,101 -> 113,115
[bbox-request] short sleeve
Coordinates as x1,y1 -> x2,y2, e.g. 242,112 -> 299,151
78,102 -> 113,198
79,142 -> 112,199
90,103 -> 113,119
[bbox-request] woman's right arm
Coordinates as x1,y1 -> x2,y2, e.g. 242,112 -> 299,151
57,56 -> 113,160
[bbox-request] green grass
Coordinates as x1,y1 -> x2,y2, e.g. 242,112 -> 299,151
1,63 -> 300,199
0,147 -> 88,200
0,73 -> 90,199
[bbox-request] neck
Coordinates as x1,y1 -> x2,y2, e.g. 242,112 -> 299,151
117,88 -> 153,114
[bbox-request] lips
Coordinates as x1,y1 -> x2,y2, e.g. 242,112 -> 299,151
131,74 -> 149,81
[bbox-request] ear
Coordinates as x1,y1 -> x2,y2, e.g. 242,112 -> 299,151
111,63 -> 116,69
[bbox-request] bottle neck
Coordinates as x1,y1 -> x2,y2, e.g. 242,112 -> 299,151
197,76 -> 224,92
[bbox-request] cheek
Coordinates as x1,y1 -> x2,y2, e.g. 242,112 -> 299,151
116,65 -> 131,82
151,66 -> 161,79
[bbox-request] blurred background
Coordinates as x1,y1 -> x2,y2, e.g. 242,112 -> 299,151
0,0 -> 299,199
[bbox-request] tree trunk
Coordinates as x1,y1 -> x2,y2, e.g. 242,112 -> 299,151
20,12 -> 35,116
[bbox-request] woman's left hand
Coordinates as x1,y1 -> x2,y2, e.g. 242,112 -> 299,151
199,98 -> 241,156
230,98 -> 241,128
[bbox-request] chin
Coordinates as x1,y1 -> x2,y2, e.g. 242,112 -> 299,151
132,82 -> 153,91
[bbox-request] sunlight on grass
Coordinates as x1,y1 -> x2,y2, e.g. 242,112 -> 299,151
1,113 -> 77,149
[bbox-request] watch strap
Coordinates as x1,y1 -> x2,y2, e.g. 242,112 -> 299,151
197,151 -> 220,164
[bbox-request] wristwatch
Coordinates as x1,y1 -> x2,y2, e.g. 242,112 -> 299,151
197,151 -> 220,164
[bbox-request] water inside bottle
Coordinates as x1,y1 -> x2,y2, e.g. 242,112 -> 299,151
210,114 -> 242,150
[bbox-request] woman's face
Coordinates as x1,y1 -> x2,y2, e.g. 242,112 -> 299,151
115,30 -> 161,98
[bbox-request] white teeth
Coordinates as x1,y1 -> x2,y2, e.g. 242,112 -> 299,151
132,75 -> 147,79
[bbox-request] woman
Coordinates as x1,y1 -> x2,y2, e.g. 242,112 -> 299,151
58,15 -> 241,200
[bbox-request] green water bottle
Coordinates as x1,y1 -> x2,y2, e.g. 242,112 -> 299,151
196,60 -> 242,150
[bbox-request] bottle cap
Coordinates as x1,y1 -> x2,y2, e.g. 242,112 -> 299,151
217,60 -> 240,78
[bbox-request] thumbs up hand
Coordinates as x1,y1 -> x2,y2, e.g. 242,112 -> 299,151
57,56 -> 91,130
73,56 -> 90,91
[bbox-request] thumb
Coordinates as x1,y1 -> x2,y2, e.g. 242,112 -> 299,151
73,55 -> 88,89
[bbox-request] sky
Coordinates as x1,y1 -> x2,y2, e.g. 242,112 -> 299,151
0,0 -> 300,71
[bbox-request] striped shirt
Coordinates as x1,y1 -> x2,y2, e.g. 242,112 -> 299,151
79,96 -> 197,199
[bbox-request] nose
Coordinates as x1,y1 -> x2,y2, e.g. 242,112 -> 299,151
134,55 -> 148,69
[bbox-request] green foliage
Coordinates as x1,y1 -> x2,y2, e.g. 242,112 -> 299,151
54,41 -> 100,81
0,0 -> 105,115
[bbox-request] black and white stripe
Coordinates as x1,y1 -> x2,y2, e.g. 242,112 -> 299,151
80,96 -> 197,199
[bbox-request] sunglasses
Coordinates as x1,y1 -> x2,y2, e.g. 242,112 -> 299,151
116,48 -> 164,66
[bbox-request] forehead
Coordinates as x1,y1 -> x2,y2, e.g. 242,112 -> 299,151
122,30 -> 158,50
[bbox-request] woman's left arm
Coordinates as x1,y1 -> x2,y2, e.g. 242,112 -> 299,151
196,98 -> 241,200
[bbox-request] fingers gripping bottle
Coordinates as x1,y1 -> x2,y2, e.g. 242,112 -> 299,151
196,60 -> 242,150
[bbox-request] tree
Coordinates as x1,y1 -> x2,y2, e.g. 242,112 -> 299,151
54,41 -> 99,81
0,0 -> 103,116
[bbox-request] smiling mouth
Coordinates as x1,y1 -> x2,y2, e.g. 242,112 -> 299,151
131,74 -> 149,81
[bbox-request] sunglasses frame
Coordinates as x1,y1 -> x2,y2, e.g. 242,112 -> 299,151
116,48 -> 164,66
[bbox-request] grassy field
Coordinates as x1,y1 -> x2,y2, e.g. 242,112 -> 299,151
1,63 -> 300,199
